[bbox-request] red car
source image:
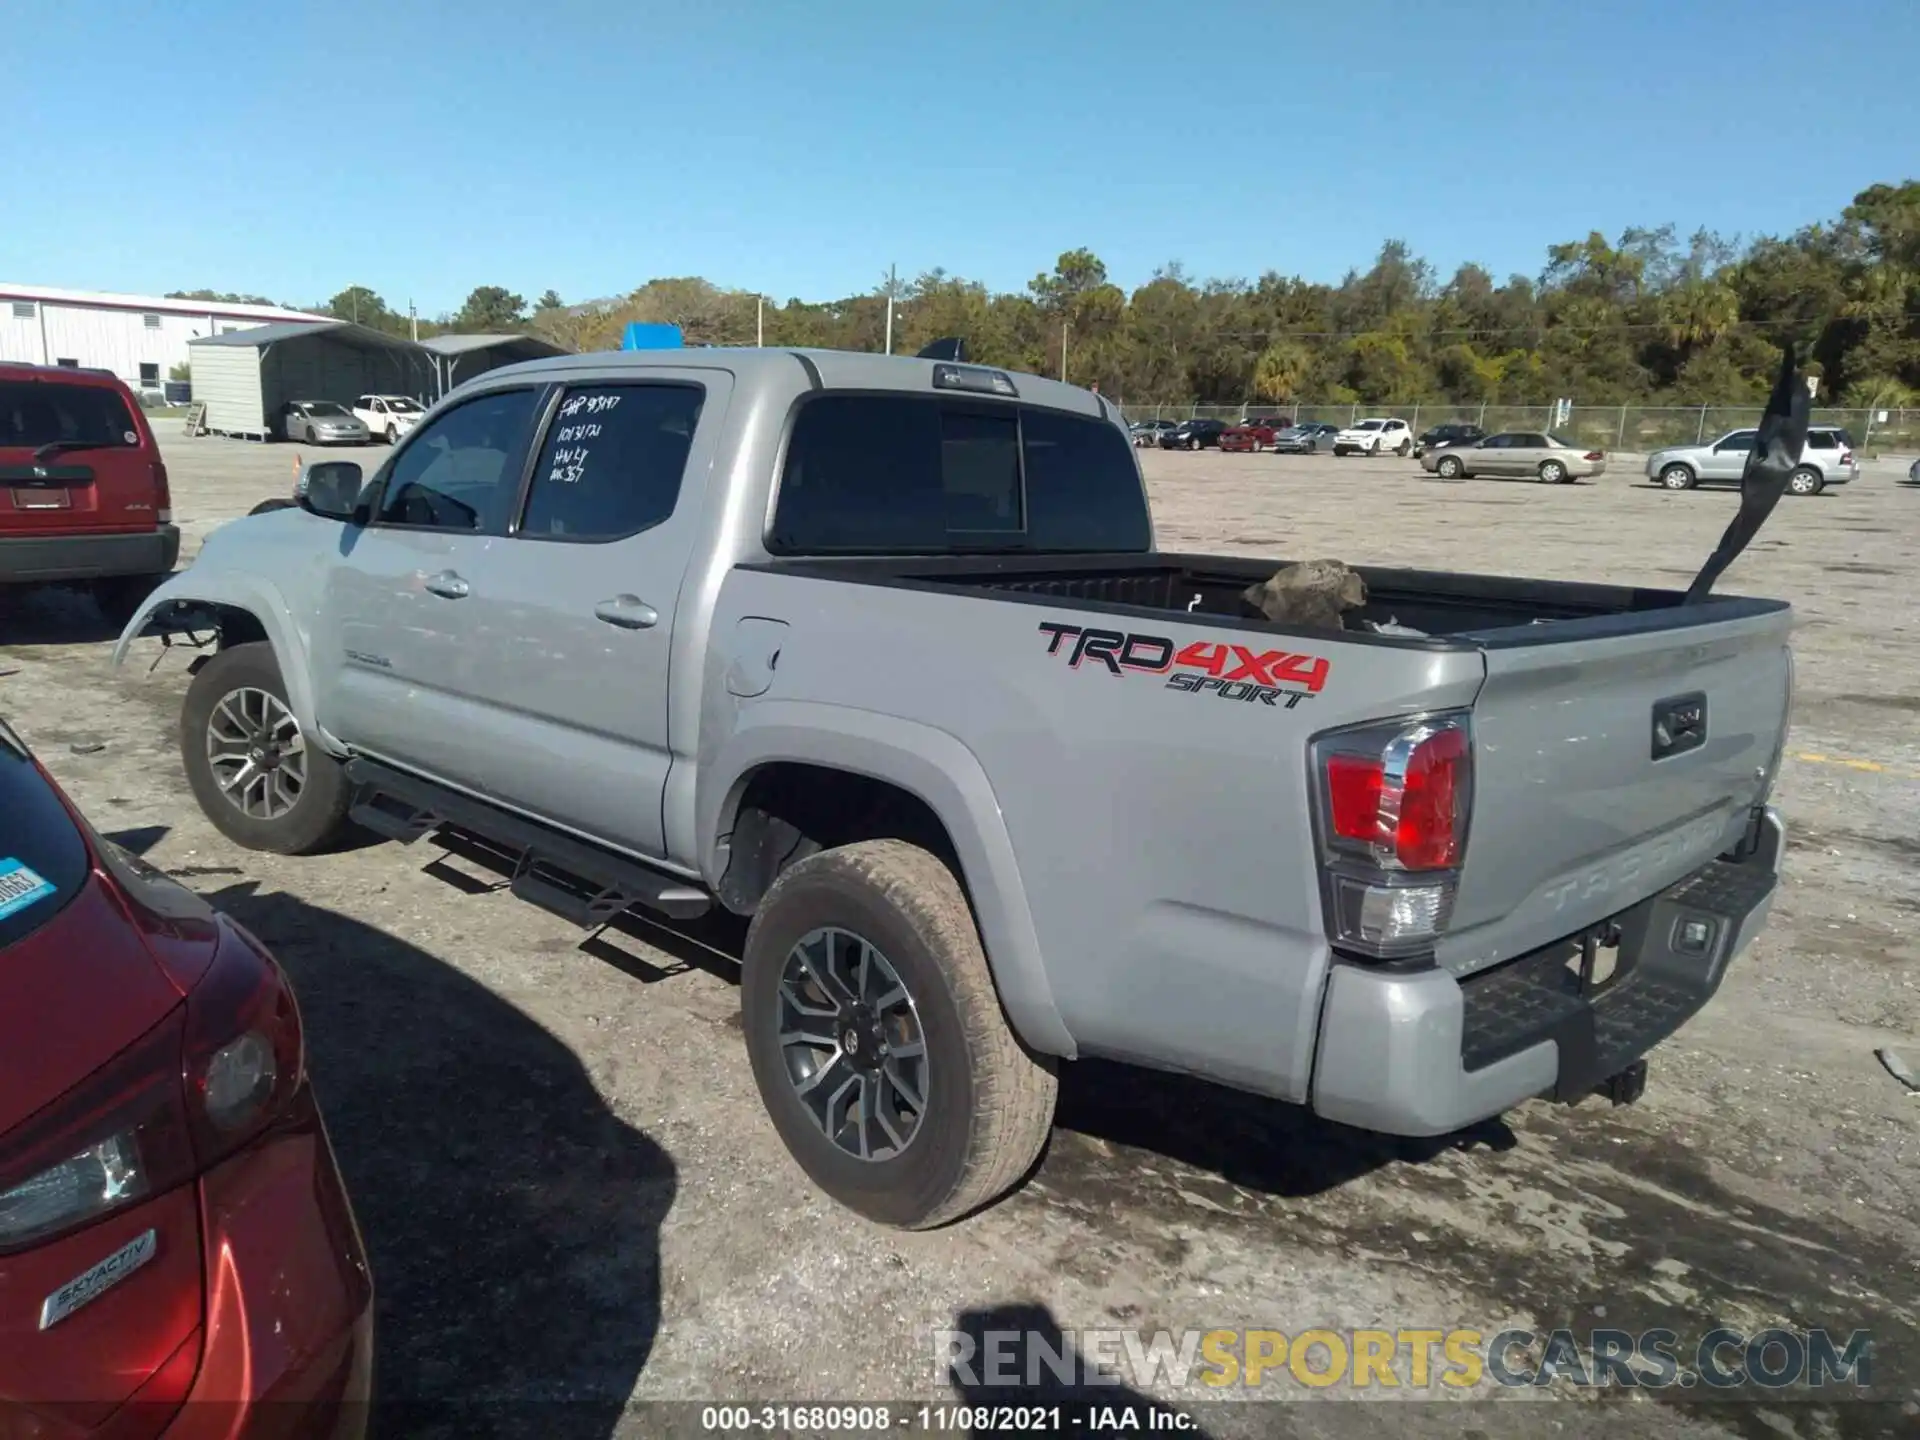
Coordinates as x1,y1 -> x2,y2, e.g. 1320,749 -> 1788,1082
1217,415 -> 1293,452
0,717 -> 371,1438
1,364 -> 179,625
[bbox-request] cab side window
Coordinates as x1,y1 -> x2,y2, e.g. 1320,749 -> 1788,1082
376,387 -> 542,533
518,384 -> 706,541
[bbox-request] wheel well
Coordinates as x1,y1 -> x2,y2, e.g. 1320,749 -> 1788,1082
207,604 -> 268,650
716,763 -> 960,915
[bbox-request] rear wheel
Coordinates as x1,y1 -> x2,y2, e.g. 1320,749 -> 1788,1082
1660,464 -> 1696,491
1396,439 -> 1412,457
1539,459 -> 1568,484
741,840 -> 1057,1229
1787,466 -> 1824,496
180,642 -> 353,855
1436,454 -> 1464,479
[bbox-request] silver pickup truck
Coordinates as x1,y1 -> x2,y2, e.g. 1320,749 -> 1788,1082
116,349 -> 1793,1229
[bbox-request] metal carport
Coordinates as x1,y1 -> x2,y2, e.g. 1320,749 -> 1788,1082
419,333 -> 568,397
186,321 -> 436,440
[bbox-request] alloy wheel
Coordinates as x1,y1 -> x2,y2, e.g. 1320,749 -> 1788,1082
205,687 -> 308,820
776,926 -> 929,1162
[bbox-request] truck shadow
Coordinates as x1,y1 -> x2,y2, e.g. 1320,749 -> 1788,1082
202,880 -> 677,1440
1049,1059 -> 1514,1201
0,588 -> 127,648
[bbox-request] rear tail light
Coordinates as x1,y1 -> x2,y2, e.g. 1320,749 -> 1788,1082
1840,451 -> 1853,466
1584,451 -> 1605,461
1311,712 -> 1473,960
151,459 -> 171,524
0,896 -> 302,1253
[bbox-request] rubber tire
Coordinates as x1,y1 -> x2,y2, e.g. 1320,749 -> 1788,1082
180,642 -> 353,855
1370,441 -> 1381,456
1660,464 -> 1696,490
1787,467 -> 1824,497
740,839 -> 1058,1229
1187,437 -> 1199,451
1436,455 -> 1464,479
92,574 -> 167,628
386,425 -> 399,445
1306,441 -> 1318,454
1539,460 -> 1568,484
1396,439 -> 1412,457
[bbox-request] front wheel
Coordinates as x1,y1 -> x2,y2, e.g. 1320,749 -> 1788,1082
1659,464 -> 1696,490
385,425 -> 399,444
1539,459 -> 1568,484
741,839 -> 1058,1229
1787,467 -> 1824,496
1436,455 -> 1464,479
180,642 -> 353,855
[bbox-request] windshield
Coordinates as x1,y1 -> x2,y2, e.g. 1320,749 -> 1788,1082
1355,420 -> 1384,431
306,402 -> 352,418
0,380 -> 137,451
0,721 -> 90,949
385,397 -> 423,413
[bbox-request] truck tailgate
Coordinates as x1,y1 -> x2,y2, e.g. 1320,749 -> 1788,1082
1439,604 -> 1793,976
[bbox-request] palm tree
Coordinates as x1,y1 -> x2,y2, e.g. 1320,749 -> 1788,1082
1252,341 -> 1311,404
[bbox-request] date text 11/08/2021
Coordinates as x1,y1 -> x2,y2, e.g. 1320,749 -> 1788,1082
700,1406 -> 1192,1432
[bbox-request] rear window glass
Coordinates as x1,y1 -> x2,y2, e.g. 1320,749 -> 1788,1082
0,380 -> 136,451
771,395 -> 1149,554
1805,431 -> 1837,450
0,723 -> 90,950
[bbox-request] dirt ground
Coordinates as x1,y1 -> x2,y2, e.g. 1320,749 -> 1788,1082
2,432 -> 1917,1438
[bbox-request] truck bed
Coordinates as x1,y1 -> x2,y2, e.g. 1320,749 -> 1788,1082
752,551 -> 1789,644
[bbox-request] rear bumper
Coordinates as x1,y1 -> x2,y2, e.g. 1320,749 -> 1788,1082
0,527 -> 179,584
1311,807 -> 1782,1136
160,1101 -> 374,1439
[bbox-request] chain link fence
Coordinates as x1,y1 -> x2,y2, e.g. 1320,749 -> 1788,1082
1118,403 -> 1920,453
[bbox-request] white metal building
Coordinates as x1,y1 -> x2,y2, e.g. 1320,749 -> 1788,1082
0,283 -> 327,396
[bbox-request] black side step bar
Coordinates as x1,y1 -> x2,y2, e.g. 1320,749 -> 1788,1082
345,758 -> 711,924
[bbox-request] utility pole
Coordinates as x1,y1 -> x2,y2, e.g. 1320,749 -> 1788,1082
1060,320 -> 1069,383
756,295 -> 764,348
408,301 -> 418,343
884,263 -> 896,356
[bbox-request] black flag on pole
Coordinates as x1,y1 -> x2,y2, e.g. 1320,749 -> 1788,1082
1684,344 -> 1812,603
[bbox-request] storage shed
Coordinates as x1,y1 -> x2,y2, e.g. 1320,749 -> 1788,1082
419,333 -> 568,396
187,321 -> 437,440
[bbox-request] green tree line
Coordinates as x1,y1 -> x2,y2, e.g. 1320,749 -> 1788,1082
192,179 -> 1920,408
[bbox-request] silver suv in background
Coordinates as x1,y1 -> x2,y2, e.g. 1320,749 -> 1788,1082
1648,426 -> 1856,496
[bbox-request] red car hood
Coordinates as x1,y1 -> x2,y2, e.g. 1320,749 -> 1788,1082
0,871 -> 184,1136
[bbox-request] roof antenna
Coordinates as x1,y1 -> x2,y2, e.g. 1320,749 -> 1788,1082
916,337 -> 967,362
1685,343 -> 1813,603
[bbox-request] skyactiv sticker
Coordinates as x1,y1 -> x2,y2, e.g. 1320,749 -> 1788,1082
0,859 -> 57,921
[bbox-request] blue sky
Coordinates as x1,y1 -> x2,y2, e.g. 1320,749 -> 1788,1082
7,0 -> 1915,313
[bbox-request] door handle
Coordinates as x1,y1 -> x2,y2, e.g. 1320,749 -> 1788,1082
593,595 -> 659,630
422,570 -> 470,600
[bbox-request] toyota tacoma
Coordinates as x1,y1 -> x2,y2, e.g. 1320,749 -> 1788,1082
115,348 -> 1793,1228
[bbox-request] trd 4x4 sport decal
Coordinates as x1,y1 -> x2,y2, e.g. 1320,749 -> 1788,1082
1037,621 -> 1329,709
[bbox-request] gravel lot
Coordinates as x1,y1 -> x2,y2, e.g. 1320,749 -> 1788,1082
2,433 -> 1916,1436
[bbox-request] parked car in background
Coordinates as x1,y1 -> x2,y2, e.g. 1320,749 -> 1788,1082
1218,415 -> 1292,452
1160,417 -> 1229,450
1413,422 -> 1486,458
1646,426 -> 1856,496
1270,422 -> 1341,454
1130,419 -> 1177,448
281,401 -> 371,446
1423,432 -> 1607,483
0,716 -> 373,1433
1331,417 -> 1413,456
1,362 -> 178,625
353,394 -> 425,445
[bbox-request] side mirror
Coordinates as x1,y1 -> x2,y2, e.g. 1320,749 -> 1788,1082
296,460 -> 364,521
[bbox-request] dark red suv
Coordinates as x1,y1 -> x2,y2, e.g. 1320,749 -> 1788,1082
0,365 -> 179,624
